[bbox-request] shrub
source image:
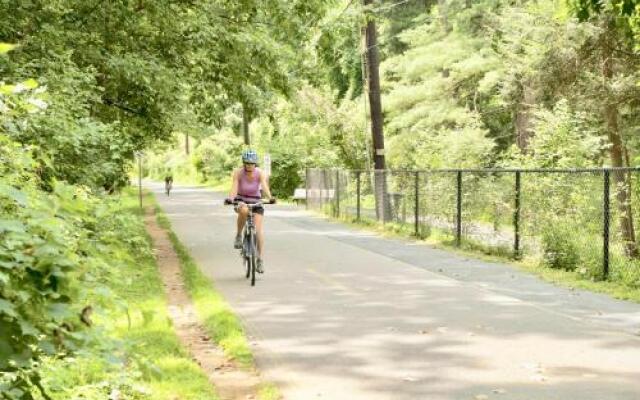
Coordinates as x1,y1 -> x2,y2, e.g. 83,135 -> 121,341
541,223 -> 580,271
268,154 -> 302,198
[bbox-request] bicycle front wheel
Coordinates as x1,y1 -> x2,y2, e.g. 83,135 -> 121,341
249,231 -> 256,286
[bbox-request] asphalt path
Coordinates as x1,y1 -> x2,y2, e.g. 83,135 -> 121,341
151,182 -> 640,400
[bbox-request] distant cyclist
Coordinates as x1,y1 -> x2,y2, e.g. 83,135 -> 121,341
227,149 -> 274,273
164,171 -> 173,196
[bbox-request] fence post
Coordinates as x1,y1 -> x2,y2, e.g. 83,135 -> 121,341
514,171 -> 521,258
456,171 -> 462,246
137,153 -> 143,209
335,169 -> 340,218
321,169 -> 326,212
356,171 -> 361,221
414,171 -> 419,237
603,169 -> 610,280
305,167 -> 309,210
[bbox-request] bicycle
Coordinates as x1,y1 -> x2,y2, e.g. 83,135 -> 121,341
224,198 -> 275,286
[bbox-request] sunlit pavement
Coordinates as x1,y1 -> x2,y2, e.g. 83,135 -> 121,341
151,182 -> 640,400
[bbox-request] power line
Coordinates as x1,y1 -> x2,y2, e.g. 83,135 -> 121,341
371,0 -> 414,13
337,0 -> 358,20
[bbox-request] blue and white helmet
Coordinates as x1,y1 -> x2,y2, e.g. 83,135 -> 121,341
242,149 -> 259,164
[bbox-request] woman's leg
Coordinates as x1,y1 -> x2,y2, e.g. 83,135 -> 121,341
236,205 -> 248,236
254,213 -> 264,258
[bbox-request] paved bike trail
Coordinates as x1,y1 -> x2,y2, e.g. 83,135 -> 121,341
151,183 -> 640,400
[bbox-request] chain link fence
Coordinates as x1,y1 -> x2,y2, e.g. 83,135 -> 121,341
304,168 -> 640,285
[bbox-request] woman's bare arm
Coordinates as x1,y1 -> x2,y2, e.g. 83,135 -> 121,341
260,172 -> 273,199
228,169 -> 239,199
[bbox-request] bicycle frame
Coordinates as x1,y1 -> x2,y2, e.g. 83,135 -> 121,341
238,202 -> 262,286
224,199 -> 273,286
242,208 -> 257,258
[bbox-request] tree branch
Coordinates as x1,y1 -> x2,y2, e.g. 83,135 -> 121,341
102,98 -> 144,116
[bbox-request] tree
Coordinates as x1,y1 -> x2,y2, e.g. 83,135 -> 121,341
569,0 -> 640,257
0,0 -> 330,189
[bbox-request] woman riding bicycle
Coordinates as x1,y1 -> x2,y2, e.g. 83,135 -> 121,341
227,149 -> 274,273
164,169 -> 173,196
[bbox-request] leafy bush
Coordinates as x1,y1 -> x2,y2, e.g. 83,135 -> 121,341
541,223 -> 580,271
267,149 -> 303,198
0,61 -> 146,398
0,133 -> 170,399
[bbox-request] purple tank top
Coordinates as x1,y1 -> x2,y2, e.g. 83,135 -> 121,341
237,168 -> 261,201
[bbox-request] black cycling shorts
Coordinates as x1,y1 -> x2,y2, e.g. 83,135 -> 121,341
234,198 -> 264,215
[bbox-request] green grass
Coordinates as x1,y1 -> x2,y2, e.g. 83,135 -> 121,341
151,192 -> 283,399
257,383 -> 282,400
41,188 -> 218,400
153,201 -> 253,367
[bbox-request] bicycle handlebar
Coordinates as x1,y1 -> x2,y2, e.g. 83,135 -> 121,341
224,198 -> 276,206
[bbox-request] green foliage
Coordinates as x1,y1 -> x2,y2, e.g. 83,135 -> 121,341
315,4 -> 364,100
38,190 -> 219,400
267,150 -> 303,198
381,10 -> 499,168
569,0 -> 640,21
192,132 -> 244,183
0,1 -> 330,189
502,100 -> 604,168
0,43 -> 16,54
0,131 -> 151,397
541,223 -> 581,271
251,84 -> 369,195
1,52 -> 207,398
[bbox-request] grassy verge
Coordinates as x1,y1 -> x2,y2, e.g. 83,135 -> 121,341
321,211 -> 640,303
149,192 -> 281,400
41,188 -> 218,399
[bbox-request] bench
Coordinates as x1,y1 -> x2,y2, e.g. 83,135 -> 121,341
292,188 -> 335,204
293,188 -> 307,204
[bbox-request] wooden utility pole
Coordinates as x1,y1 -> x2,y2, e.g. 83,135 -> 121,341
364,0 -> 389,221
242,103 -> 250,146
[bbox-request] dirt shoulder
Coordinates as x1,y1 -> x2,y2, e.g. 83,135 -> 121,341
144,206 -> 263,400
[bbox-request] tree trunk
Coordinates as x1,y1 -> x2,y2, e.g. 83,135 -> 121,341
602,24 -> 638,257
438,0 -> 450,33
242,103 -> 250,146
364,0 -> 389,222
185,133 -> 190,155
515,84 -> 535,152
